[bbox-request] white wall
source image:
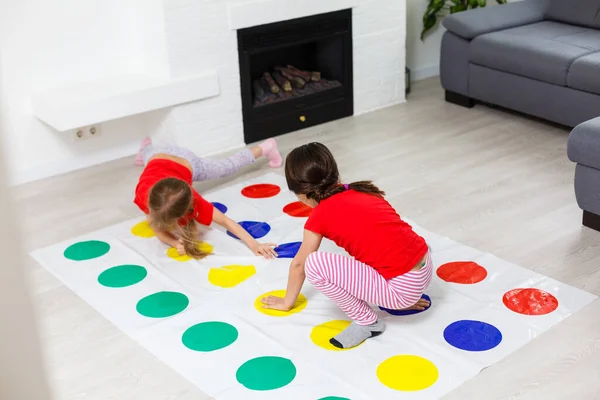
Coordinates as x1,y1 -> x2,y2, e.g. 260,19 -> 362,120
131,0 -> 170,77
406,0 -> 516,82
406,0 -> 446,81
0,0 -> 168,185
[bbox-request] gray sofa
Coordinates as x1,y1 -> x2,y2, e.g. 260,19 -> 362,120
440,0 -> 600,128
568,118 -> 600,231
441,0 -> 600,231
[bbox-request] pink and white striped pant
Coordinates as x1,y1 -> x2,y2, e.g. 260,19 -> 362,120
305,251 -> 433,325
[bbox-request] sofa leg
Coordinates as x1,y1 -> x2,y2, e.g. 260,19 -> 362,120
445,90 -> 474,108
582,210 -> 600,231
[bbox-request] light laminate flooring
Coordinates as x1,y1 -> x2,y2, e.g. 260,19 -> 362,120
16,78 -> 600,400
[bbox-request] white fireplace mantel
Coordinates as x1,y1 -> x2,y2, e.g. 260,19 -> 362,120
228,0 -> 361,30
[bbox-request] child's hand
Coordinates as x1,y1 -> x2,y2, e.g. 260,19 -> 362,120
176,240 -> 186,256
261,295 -> 293,311
252,243 -> 278,259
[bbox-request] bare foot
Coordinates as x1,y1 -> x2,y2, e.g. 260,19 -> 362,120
401,298 -> 431,311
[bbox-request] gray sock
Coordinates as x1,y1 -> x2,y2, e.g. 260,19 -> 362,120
329,320 -> 386,349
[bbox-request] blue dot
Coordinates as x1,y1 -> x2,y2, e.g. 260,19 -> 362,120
274,242 -> 301,258
212,202 -> 228,214
380,294 -> 431,316
443,320 -> 502,351
227,221 -> 271,240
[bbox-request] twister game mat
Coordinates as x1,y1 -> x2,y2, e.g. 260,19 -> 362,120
31,173 -> 596,399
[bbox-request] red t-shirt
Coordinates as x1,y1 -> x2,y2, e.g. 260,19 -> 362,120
134,159 -> 213,226
304,190 -> 428,280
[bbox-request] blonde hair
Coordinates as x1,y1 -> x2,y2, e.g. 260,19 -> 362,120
148,178 -> 209,259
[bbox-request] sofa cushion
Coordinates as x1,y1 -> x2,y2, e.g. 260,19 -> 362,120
568,117 -> 600,170
470,21 -> 600,86
443,0 -> 549,40
568,52 -> 600,95
546,0 -> 600,29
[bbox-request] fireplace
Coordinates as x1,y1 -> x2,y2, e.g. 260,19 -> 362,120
237,10 -> 353,143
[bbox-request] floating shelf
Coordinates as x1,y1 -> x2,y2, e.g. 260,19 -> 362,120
31,73 -> 220,132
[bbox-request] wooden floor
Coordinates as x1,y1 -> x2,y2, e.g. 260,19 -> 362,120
18,79 -> 600,400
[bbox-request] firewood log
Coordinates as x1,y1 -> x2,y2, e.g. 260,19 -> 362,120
274,67 -> 305,88
285,65 -> 312,82
283,65 -> 321,82
258,77 -> 271,93
262,72 -> 280,93
276,66 -> 308,88
252,80 -> 267,102
272,72 -> 292,92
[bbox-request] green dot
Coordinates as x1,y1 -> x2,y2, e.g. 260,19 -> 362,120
236,356 -> 296,391
64,240 -> 110,261
136,291 -> 189,318
182,321 -> 238,352
98,265 -> 147,288
318,397 -> 350,400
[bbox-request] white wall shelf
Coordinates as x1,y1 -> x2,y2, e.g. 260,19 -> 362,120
31,73 -> 220,132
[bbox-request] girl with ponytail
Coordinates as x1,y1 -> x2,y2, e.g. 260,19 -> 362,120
134,138 -> 281,259
261,142 -> 432,349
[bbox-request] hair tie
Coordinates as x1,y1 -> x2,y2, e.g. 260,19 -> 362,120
343,184 -> 349,190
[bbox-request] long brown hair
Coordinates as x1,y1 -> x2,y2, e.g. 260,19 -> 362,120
284,142 -> 385,202
148,178 -> 209,259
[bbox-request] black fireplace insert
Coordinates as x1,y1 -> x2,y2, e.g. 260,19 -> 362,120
237,9 -> 353,143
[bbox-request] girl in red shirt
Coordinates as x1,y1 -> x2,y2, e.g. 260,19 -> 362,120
134,138 -> 281,259
261,142 -> 432,348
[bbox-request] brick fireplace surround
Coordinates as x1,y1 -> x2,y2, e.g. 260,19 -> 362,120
155,0 -> 406,152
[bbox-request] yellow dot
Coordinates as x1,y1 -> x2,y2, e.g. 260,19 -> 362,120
131,221 -> 155,238
377,355 -> 438,391
208,265 -> 256,288
254,290 -> 308,317
166,242 -> 214,262
310,320 -> 360,351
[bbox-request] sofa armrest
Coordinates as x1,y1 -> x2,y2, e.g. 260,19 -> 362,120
443,0 -> 550,40
568,117 -> 600,171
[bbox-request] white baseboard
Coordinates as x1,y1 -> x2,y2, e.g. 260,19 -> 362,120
354,99 -> 407,117
409,64 -> 440,82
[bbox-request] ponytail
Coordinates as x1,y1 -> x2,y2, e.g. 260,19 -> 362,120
346,181 -> 385,197
315,180 -> 385,202
180,219 -> 210,259
309,180 -> 385,202
148,177 -> 210,260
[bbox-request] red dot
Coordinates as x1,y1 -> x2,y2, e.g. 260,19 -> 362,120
437,261 -> 487,284
502,288 -> 558,315
283,201 -> 312,217
241,184 -> 281,199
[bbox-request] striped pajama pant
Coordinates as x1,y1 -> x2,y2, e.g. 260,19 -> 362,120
305,251 -> 433,325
